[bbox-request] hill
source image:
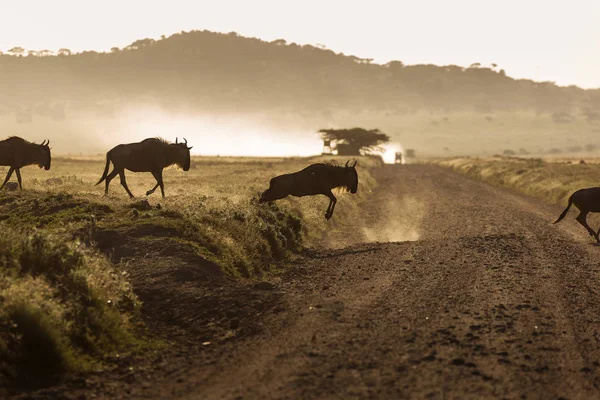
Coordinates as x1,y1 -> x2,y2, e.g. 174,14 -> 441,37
2,30 -> 599,116
1,30 -> 599,156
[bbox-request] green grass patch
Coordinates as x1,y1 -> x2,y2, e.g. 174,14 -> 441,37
0,228 -> 141,387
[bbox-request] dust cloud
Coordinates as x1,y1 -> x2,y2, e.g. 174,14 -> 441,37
113,107 -> 325,157
0,106 -> 326,157
361,195 -> 425,243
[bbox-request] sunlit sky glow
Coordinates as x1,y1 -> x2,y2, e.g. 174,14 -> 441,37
2,0 -> 599,88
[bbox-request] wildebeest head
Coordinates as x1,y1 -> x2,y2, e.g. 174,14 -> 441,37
37,140 -> 51,170
345,160 -> 358,194
173,137 -> 193,171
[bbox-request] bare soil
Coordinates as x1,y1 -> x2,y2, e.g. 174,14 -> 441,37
11,165 -> 600,400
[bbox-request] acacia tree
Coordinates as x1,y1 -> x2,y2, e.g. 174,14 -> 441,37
7,47 -> 25,56
319,127 -> 390,156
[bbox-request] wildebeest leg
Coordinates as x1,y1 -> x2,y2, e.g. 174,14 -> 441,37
576,211 -> 597,239
324,191 -> 337,220
15,169 -> 22,189
147,170 -> 165,198
119,171 -> 135,198
0,167 -> 14,189
104,169 -> 119,195
146,183 -> 159,196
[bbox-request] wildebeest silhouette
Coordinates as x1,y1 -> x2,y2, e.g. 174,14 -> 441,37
96,137 -> 192,198
0,136 -> 51,190
553,187 -> 600,242
259,160 -> 358,220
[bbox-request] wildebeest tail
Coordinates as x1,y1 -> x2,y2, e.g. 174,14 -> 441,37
553,194 -> 573,224
96,153 -> 111,185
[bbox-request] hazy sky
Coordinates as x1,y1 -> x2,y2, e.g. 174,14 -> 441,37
2,0 -> 599,88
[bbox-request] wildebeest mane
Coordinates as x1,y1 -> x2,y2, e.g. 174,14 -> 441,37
3,136 -> 30,145
3,136 -> 50,148
322,161 -> 344,168
141,137 -> 171,146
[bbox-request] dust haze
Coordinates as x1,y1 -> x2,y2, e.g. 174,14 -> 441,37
361,196 -> 424,243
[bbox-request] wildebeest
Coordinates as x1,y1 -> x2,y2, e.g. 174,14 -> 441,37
0,136 -> 51,190
259,160 -> 358,220
96,137 -> 192,198
553,187 -> 600,242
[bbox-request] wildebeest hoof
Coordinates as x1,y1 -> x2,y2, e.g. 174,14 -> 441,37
146,190 -> 153,196
3,182 -> 18,191
325,213 -> 332,220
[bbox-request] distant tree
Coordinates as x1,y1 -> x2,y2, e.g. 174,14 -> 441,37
110,47 -> 120,53
581,107 -> 600,123
551,111 -> 573,124
27,50 -> 39,57
126,38 -> 154,51
39,49 -> 54,57
58,48 -> 72,56
469,62 -> 481,68
273,39 -> 287,46
585,144 -> 598,152
385,61 -> 404,70
7,46 -> 25,56
318,128 -> 390,155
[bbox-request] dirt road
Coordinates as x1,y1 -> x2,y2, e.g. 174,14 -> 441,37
21,164 -> 600,399
181,165 -> 600,400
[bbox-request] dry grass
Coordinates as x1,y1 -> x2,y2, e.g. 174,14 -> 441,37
0,155 -> 380,252
0,155 -> 381,386
431,156 -> 600,208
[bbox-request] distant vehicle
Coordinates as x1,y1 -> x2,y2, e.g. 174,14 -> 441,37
394,152 -> 403,164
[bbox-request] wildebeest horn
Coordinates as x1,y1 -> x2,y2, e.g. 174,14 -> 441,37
345,160 -> 350,167
183,138 -> 188,145
175,137 -> 178,144
41,140 -> 48,146
352,160 -> 357,167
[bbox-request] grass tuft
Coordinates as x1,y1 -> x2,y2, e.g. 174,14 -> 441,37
0,228 -> 140,387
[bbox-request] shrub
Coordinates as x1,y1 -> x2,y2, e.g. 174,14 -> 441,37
0,228 -> 140,387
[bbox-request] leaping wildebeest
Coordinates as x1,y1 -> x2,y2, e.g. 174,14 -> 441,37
259,160 -> 358,220
96,137 -> 192,198
0,136 -> 51,190
553,187 -> 600,242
